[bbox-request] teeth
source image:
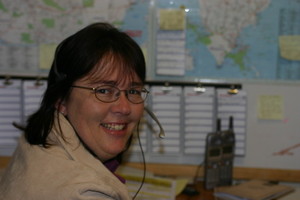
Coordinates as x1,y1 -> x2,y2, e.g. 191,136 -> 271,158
101,123 -> 125,131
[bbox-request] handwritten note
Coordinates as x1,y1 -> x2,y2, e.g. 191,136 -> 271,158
279,35 -> 300,61
39,44 -> 57,69
258,95 -> 284,120
159,9 -> 186,30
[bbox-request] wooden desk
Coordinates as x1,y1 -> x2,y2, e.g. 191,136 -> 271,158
2,157 -> 300,183
176,182 -> 214,200
124,162 -> 300,183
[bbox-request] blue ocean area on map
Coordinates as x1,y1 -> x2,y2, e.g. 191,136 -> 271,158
120,0 -> 150,45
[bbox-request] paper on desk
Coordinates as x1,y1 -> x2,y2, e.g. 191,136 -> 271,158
214,180 -> 294,200
117,166 -> 188,200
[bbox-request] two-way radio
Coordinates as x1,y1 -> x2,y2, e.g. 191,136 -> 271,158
219,116 -> 235,186
204,118 -> 222,190
204,116 -> 235,190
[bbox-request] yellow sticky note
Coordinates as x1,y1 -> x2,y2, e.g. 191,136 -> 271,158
278,35 -> 300,61
159,9 -> 186,30
39,44 -> 57,69
141,47 -> 147,64
258,95 -> 284,120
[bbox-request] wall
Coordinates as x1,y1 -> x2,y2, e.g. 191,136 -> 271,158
234,81 -> 300,170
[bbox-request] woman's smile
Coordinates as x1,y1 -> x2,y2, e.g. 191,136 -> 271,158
101,123 -> 127,131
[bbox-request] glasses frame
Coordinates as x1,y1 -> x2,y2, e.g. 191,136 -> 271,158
71,85 -> 149,104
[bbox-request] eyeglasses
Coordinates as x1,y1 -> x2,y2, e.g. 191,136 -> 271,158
71,84 -> 149,104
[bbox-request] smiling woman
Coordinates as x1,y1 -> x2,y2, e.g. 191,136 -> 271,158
0,22 -> 147,200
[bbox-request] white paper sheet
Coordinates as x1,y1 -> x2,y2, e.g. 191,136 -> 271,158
183,86 -> 215,154
22,79 -> 47,120
217,89 -> 247,156
151,86 -> 182,154
0,79 -> 22,147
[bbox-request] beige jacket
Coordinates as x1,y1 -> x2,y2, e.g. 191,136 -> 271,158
0,113 -> 131,200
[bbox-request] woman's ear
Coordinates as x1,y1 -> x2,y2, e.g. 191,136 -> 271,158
55,99 -> 67,116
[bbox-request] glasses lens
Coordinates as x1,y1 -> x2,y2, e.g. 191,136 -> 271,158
127,88 -> 148,104
94,85 -> 148,103
95,85 -> 117,102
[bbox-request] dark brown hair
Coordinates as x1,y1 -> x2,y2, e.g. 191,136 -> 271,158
24,22 -> 146,146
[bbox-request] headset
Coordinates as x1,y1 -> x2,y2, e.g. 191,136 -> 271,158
144,107 -> 165,139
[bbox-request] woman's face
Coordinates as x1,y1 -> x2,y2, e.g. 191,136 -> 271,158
61,68 -> 144,162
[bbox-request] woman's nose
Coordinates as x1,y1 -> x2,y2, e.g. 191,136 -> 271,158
111,92 -> 131,115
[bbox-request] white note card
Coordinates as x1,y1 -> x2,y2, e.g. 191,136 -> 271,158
156,30 -> 186,76
217,89 -> 247,156
129,86 -> 150,154
151,86 -> 182,154
184,86 -> 215,154
22,80 -> 47,120
129,113 -> 148,153
0,79 -> 22,147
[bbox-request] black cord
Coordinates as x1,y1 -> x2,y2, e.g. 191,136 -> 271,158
181,161 -> 204,196
193,161 -> 203,185
132,121 -> 146,200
